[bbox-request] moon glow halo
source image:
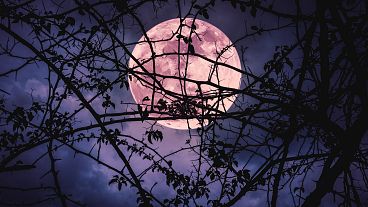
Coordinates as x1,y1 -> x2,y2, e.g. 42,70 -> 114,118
128,18 -> 242,130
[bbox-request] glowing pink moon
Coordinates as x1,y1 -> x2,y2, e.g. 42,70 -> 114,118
129,18 -> 242,129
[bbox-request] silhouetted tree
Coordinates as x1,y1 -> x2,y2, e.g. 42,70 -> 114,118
0,0 -> 367,206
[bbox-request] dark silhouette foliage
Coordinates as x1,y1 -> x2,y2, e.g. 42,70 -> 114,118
0,0 -> 367,206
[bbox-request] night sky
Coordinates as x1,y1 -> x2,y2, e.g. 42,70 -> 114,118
0,0 -> 367,207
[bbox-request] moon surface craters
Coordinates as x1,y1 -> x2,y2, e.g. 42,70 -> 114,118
129,18 -> 242,129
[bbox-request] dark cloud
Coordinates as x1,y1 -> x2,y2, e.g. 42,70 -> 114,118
1,0 -> 359,206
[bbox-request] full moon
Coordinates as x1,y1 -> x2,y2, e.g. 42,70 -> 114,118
128,18 -> 242,129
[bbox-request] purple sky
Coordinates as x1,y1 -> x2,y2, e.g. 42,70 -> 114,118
2,0 -> 363,206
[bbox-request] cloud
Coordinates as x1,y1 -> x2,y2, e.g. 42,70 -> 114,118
24,78 -> 49,99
